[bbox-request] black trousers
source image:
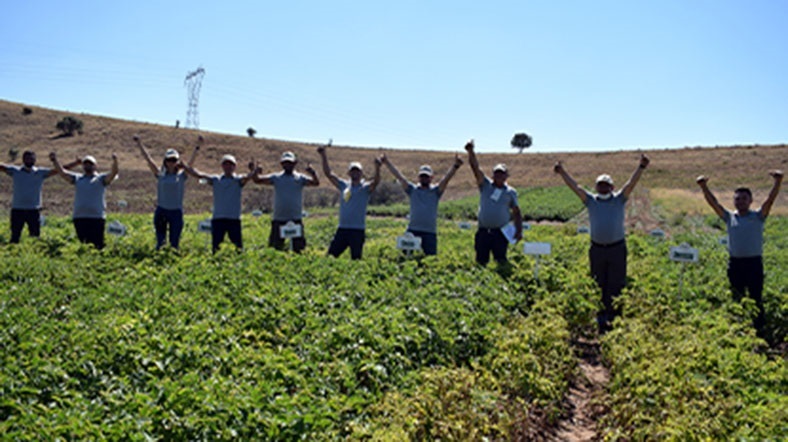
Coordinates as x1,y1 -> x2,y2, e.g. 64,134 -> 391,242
589,240 -> 627,330
10,209 -> 41,243
211,218 -> 242,252
73,218 -> 106,250
269,219 -> 306,252
474,228 -> 509,265
328,228 -> 365,260
728,256 -> 765,336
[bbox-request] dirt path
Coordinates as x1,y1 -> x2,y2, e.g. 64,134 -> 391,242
551,338 -> 610,441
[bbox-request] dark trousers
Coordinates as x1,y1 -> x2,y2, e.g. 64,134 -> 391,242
589,240 -> 627,331
10,209 -> 41,243
475,228 -> 509,265
154,207 -> 184,249
269,219 -> 306,252
728,256 -> 765,337
211,218 -> 242,252
328,228 -> 365,260
73,218 -> 106,250
408,230 -> 437,255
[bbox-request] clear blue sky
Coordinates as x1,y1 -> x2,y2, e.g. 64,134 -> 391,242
2,1 -> 786,152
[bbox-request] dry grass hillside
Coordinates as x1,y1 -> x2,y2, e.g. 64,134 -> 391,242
1,99 -> 786,216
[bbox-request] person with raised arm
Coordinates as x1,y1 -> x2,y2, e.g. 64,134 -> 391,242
465,139 -> 522,266
134,135 -> 201,249
182,150 -> 258,252
696,170 -> 783,340
554,154 -> 649,333
380,152 -> 463,255
50,152 -> 119,250
1,151 -> 80,243
317,143 -> 381,260
251,151 -> 319,252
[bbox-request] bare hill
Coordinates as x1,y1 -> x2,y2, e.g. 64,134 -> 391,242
1,99 -> 785,216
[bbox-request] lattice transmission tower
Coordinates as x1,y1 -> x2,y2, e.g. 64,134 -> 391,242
184,66 -> 205,129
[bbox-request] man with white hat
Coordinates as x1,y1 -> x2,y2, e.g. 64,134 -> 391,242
49,152 -> 119,250
379,153 -> 463,255
252,151 -> 319,252
1,151 -> 80,243
554,153 -> 650,333
466,140 -> 523,265
183,152 -> 258,252
317,143 -> 381,259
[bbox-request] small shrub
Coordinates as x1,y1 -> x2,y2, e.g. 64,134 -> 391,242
247,127 -> 257,138
55,116 -> 84,136
22,107 -> 33,115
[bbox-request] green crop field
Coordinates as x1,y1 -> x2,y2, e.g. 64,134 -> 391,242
1,212 -> 786,440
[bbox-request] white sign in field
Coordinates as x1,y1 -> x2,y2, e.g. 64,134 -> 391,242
718,236 -> 729,246
457,221 -> 472,230
650,228 -> 666,239
669,243 -> 699,263
396,232 -> 422,252
107,220 -> 127,236
251,209 -> 263,217
198,219 -> 212,233
523,242 -> 552,255
576,226 -> 590,234
279,221 -> 303,239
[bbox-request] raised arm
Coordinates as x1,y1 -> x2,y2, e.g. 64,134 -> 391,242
553,161 -> 588,204
380,154 -> 409,191
620,154 -> 650,199
696,175 -> 726,219
368,158 -> 382,193
133,135 -> 160,176
464,140 -> 485,186
49,152 -> 77,183
317,145 -> 341,188
184,136 -> 202,169
240,161 -> 260,186
304,162 -> 320,187
103,154 -> 119,185
760,170 -> 783,218
181,161 -> 213,181
437,154 -> 463,194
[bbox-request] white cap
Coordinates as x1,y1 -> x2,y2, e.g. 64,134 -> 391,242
280,151 -> 297,163
348,161 -> 363,171
595,174 -> 614,185
418,165 -> 433,176
164,149 -> 180,160
82,155 -> 97,165
492,163 -> 508,173
221,154 -> 237,165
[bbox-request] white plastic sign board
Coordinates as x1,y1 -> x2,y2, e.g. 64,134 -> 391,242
40,215 -> 46,227
198,219 -> 212,233
522,222 -> 531,231
396,232 -> 422,251
576,226 -> 589,234
252,210 -> 263,217
280,221 -> 302,239
669,243 -> 699,263
107,220 -> 127,236
650,228 -> 666,238
118,200 -> 128,209
458,221 -> 472,229
718,236 -> 729,246
523,242 -> 551,255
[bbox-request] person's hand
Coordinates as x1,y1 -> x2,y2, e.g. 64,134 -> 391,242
770,170 -> 784,180
248,160 -> 257,172
464,139 -> 474,152
553,161 -> 564,174
514,230 -> 523,242
111,153 -> 118,162
639,154 -> 650,168
305,163 -> 316,175
453,154 -> 463,168
379,154 -> 388,164
696,175 -> 708,186
374,157 -> 382,168
49,152 -> 57,162
317,146 -> 326,155
197,135 -> 204,144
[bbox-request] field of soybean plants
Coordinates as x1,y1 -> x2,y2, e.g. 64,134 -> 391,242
1,210 -> 786,440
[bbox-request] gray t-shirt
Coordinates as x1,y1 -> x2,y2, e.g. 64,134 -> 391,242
157,171 -> 188,210
271,172 -> 309,221
71,173 -> 109,219
406,183 -> 443,233
210,175 -> 244,220
336,179 -> 372,229
585,190 -> 627,244
477,177 -> 519,229
5,166 -> 51,209
723,209 -> 764,258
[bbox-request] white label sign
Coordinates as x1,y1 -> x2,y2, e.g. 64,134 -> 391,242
650,228 -> 666,238
523,242 -> 552,255
522,222 -> 531,231
251,209 -> 263,217
669,243 -> 699,263
117,200 -> 128,209
718,236 -> 729,246
576,226 -> 590,234
458,221 -> 472,230
107,220 -> 127,236
40,215 -> 46,227
396,232 -> 422,251
279,221 -> 303,239
198,219 -> 212,233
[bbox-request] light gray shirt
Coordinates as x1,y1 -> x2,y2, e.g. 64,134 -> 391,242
406,183 -> 443,233
723,209 -> 764,258
336,179 -> 372,229
477,177 -> 519,229
5,166 -> 52,209
210,175 -> 244,220
584,190 -> 627,244
71,173 -> 109,219
157,171 -> 188,210
271,172 -> 309,221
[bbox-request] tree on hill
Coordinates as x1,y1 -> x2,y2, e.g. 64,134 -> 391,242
247,127 -> 257,138
511,132 -> 532,153
56,116 -> 84,137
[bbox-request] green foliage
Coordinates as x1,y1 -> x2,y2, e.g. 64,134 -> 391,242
246,127 -> 256,138
55,116 -> 84,136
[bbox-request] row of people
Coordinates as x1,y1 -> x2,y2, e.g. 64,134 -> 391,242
2,140 -> 782,336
